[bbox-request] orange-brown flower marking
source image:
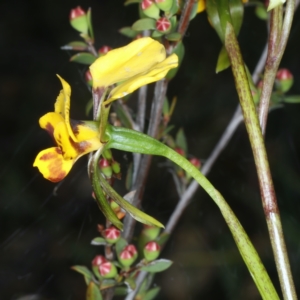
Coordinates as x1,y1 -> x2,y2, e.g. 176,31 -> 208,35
33,75 -> 102,182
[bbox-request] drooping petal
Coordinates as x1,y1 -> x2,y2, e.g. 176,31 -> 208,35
197,0 -> 206,13
55,75 -> 77,142
105,54 -> 179,103
54,121 -> 102,160
39,112 -> 64,138
33,147 -> 74,182
90,37 -> 167,89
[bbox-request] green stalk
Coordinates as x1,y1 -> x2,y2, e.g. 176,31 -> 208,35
224,22 -> 297,300
105,124 -> 279,300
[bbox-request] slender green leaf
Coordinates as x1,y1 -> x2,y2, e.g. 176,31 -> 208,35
165,32 -> 182,41
216,46 -> 231,73
124,0 -> 140,5
99,175 -> 164,228
175,128 -> 188,154
100,279 -> 116,290
140,259 -> 173,273
87,8 -> 94,40
283,95 -> 300,103
70,52 -> 96,65
86,281 -> 102,300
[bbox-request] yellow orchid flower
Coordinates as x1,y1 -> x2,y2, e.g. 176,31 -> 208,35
89,37 -> 178,104
33,75 -> 102,182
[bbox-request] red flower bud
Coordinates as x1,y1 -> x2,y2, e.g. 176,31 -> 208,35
189,157 -> 201,169
99,158 -> 112,178
69,6 -> 86,20
276,68 -> 293,80
85,70 -> 93,86
104,226 -> 121,244
124,244 -> 138,256
175,147 -> 185,156
156,17 -> 171,33
142,0 -> 154,9
141,0 -> 160,19
98,46 -> 112,56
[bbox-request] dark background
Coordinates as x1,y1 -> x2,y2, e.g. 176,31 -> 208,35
1,0 -> 300,299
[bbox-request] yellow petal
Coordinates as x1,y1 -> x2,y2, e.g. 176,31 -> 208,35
39,112 -> 64,137
33,147 -> 74,182
54,121 -> 102,160
55,75 -> 77,142
90,37 -> 167,88
197,0 -> 206,13
105,54 -> 179,103
72,121 -> 100,143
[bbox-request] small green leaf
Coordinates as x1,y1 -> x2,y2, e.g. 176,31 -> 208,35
156,232 -> 170,246
255,5 -> 268,20
114,287 -> 128,296
216,46 -> 231,73
86,281 -> 102,300
163,97 -> 169,116
72,265 -> 94,285
70,52 -> 96,65
87,8 -> 94,40
125,277 -> 136,291
169,0 -> 180,15
61,41 -> 88,51
119,27 -> 139,38
91,237 -> 107,246
144,287 -> 161,300
116,238 -> 128,257
140,259 -> 173,273
132,18 -> 156,31
166,41 -> 185,80
151,30 -> 164,38
100,279 -> 116,290
175,128 -> 188,154
165,32 -> 182,42
283,95 -> 300,103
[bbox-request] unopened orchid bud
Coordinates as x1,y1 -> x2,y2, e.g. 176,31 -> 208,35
119,245 -> 138,267
154,0 -> 173,11
189,157 -> 201,169
141,0 -> 160,19
276,68 -> 294,93
98,46 -> 112,56
104,226 -> 121,244
143,241 -> 161,261
99,261 -> 118,278
85,70 -> 93,86
156,17 -> 171,33
69,6 -> 88,34
99,158 -> 112,178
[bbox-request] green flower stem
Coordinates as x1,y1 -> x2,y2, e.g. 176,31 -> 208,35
224,22 -> 297,300
105,124 -> 279,300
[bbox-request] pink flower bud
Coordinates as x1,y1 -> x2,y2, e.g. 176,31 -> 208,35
69,6 -> 86,20
92,255 -> 107,266
156,17 -> 171,33
104,226 -> 121,244
69,7 -> 88,34
99,158 -> 112,178
99,261 -> 117,278
276,69 -> 293,80
141,0 -> 160,19
276,68 -> 294,92
124,244 -> 138,256
144,241 -> 161,261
